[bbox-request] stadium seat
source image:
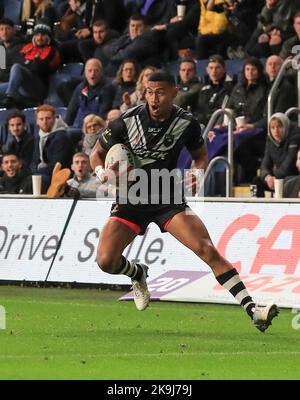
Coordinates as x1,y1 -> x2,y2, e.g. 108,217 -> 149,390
3,0 -> 22,24
23,107 -> 37,136
225,59 -> 244,80
57,63 -> 84,80
196,59 -> 209,79
55,107 -> 67,121
0,109 -> 10,149
0,108 -> 9,126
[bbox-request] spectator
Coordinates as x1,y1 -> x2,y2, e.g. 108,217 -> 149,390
246,0 -> 296,59
0,18 -> 26,84
152,0 -> 200,60
174,58 -> 202,113
196,0 -> 230,59
65,58 -> 114,129
195,55 -> 234,126
54,0 -> 86,42
100,14 -> 162,76
227,57 -> 268,182
0,153 -> 32,194
228,57 -> 267,130
120,65 -> 157,113
253,113 -> 300,197
2,110 -> 34,168
283,149 -> 300,198
85,0 -> 127,33
30,105 -> 74,185
280,12 -> 300,59
112,60 -> 140,109
134,0 -> 170,26
255,55 -> 297,130
67,152 -> 100,197
78,19 -> 119,62
0,24 -> 61,109
105,109 -> 121,126
82,114 -> 106,155
21,0 -> 58,33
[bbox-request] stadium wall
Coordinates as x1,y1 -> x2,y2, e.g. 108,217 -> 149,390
0,197 -> 300,308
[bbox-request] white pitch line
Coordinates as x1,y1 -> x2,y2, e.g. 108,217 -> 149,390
0,298 -> 233,313
0,351 -> 300,360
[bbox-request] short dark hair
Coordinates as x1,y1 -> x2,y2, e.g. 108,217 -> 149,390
148,70 -> 176,86
294,11 -> 300,20
129,14 -> 145,23
92,19 -> 109,30
0,18 -> 14,28
7,110 -> 26,124
1,152 -> 20,162
179,58 -> 197,69
208,54 -> 225,67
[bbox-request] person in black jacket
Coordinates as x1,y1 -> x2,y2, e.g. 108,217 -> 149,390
0,23 -> 61,109
152,0 -> 200,60
112,59 -> 139,109
253,112 -> 300,197
227,57 -> 268,182
78,19 -> 119,62
283,149 -> 300,198
85,0 -> 127,33
280,11 -> 300,59
195,55 -> 234,126
100,14 -> 163,76
0,152 -> 33,194
174,57 -> 202,112
0,18 -> 26,85
2,110 -> 34,169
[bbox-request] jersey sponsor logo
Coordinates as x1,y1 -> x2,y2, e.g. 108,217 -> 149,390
102,128 -> 112,144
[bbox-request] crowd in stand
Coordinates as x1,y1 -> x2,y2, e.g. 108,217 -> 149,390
1,0 -> 300,198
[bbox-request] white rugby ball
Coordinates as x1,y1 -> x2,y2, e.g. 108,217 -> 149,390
105,143 -> 136,169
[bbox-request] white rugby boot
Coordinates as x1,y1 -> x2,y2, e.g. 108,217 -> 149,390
131,264 -> 150,311
253,304 -> 279,332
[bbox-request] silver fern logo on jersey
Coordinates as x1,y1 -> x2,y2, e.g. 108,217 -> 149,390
0,45 -> 6,70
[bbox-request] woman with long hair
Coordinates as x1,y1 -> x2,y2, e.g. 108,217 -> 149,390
112,59 -> 140,109
120,66 -> 157,113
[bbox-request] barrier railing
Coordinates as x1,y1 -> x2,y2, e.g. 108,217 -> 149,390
202,108 -> 235,197
268,59 -> 294,124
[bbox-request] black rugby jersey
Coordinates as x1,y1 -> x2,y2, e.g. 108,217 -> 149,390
100,104 -> 204,171
99,104 -> 204,206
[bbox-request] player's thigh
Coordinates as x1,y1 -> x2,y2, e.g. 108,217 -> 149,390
98,218 -> 137,259
166,210 -> 214,254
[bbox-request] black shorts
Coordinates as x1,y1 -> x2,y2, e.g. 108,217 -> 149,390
110,203 -> 190,235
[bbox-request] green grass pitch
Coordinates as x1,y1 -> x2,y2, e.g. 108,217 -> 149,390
0,286 -> 299,380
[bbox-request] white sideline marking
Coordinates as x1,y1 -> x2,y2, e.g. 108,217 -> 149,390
0,351 -> 299,360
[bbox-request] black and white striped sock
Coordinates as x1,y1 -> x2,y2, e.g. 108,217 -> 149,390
216,269 -> 255,319
119,256 -> 143,281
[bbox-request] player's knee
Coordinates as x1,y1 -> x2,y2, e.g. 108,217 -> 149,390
97,253 -> 119,274
195,239 -> 219,264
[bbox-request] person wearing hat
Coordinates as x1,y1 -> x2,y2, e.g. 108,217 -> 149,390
194,55 -> 234,125
0,18 -> 26,84
0,23 -> 61,109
